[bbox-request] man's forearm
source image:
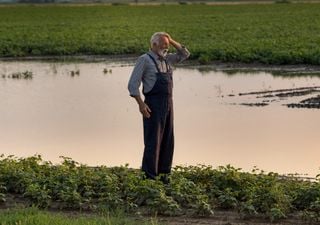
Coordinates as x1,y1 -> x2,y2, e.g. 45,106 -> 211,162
169,39 -> 183,51
166,36 -> 190,63
133,95 -> 144,106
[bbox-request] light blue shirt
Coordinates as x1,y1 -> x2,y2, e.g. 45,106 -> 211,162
128,47 -> 190,97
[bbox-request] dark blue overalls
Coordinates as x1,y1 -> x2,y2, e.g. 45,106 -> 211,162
142,53 -> 174,179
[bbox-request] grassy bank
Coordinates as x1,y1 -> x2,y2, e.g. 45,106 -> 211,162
0,155 -> 319,223
0,4 -> 320,64
0,207 -> 160,225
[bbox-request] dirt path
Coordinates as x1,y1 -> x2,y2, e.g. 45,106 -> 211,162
158,210 -> 315,225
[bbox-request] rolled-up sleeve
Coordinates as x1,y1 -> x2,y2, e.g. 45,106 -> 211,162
128,56 -> 146,97
167,46 -> 190,64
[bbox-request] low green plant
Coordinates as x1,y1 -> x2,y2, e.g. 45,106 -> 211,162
167,173 -> 213,216
0,183 -> 6,203
274,0 -> 291,3
303,197 -> 320,222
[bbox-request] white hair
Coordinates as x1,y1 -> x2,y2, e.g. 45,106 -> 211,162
150,32 -> 168,46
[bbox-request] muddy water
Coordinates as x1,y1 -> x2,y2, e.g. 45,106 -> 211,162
0,60 -> 319,177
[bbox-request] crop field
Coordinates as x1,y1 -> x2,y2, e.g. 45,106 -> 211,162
0,3 -> 320,64
0,155 -> 319,223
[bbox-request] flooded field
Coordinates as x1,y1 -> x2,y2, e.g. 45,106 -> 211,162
0,59 -> 319,177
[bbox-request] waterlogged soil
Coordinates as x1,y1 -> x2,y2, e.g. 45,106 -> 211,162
186,60 -> 320,110
3,54 -> 320,71
230,86 -> 320,109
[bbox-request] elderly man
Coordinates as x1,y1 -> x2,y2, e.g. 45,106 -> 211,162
128,32 -> 190,182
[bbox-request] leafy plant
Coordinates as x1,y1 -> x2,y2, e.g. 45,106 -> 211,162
303,197 -> 320,222
167,173 -> 213,216
0,183 -> 6,203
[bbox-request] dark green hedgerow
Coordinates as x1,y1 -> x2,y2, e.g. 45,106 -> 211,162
0,155 -> 319,222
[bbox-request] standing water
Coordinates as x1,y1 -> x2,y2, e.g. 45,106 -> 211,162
0,60 -> 319,177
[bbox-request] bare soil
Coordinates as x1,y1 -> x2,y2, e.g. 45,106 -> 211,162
159,212 -> 314,225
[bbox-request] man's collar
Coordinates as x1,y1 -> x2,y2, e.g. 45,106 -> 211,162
148,50 -> 159,60
148,50 -> 164,61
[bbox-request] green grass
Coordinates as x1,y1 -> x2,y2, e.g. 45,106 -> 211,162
0,3 -> 320,64
0,207 -> 161,225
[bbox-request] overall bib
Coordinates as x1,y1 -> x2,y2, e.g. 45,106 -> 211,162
142,53 -> 174,179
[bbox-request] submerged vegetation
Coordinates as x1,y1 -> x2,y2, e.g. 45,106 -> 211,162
229,86 -> 320,109
0,155 -> 319,223
1,71 -> 33,79
0,4 -> 320,64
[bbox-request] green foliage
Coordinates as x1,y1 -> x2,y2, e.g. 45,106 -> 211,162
1,4 -> 320,65
274,0 -> 291,3
0,182 -> 6,203
23,183 -> 51,208
170,165 -> 319,221
132,179 -> 179,215
243,173 -> 291,219
304,197 -> 320,222
292,182 -> 320,210
0,155 -> 319,222
167,173 -> 213,216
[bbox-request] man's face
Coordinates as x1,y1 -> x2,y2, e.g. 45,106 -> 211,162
155,36 -> 170,58
158,36 -> 170,50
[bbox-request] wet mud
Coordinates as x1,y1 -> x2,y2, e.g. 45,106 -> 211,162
229,86 -> 320,109
287,95 -> 320,109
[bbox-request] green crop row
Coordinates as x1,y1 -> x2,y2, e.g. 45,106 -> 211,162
0,4 -> 320,64
0,155 -> 319,222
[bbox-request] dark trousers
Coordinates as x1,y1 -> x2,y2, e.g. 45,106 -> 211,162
142,96 -> 174,179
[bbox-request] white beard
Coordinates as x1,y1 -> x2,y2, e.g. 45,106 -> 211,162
158,49 -> 169,58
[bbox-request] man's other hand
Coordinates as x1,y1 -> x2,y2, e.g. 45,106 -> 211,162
139,103 -> 152,118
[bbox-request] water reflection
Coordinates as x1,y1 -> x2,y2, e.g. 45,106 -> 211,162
0,60 -> 319,177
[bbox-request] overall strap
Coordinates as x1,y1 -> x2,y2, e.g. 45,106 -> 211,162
164,59 -> 170,73
147,53 -> 170,73
147,53 -> 161,73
